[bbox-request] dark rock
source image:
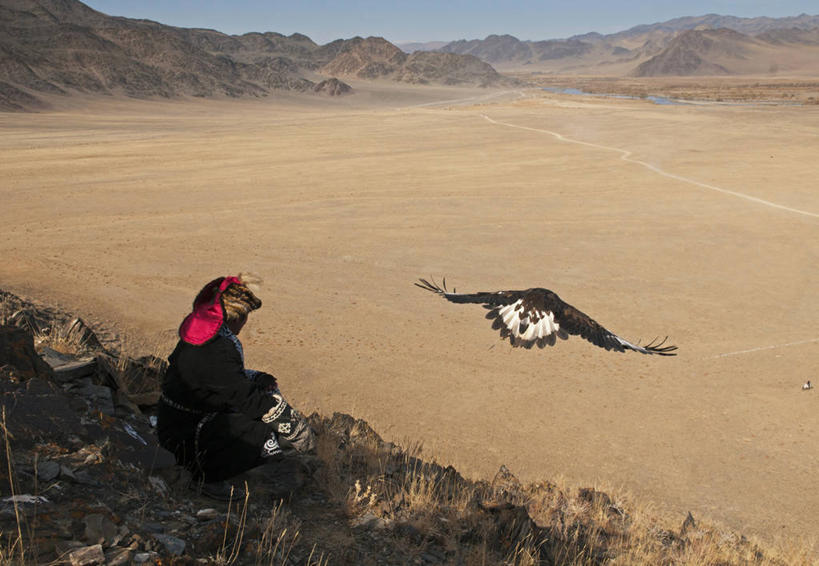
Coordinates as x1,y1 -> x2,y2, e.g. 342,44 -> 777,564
680,511 -> 696,535
239,455 -> 307,498
153,533 -> 185,556
148,476 -> 168,497
319,412 -> 386,448
0,326 -> 53,381
39,346 -> 81,368
490,465 -> 524,504
578,487 -> 612,509
0,378 -> 87,449
97,354 -> 166,394
83,513 -> 117,546
67,544 -> 105,566
351,512 -> 379,529
313,78 -> 352,96
479,501 -> 542,555
60,465 -> 77,481
5,308 -> 52,335
196,508 -> 220,521
105,547 -> 132,566
72,470 -> 103,487
95,354 -> 162,414
52,359 -> 98,384
133,551 -> 159,563
420,549 -> 446,563
143,521 -> 166,534
37,459 -> 61,482
0,494 -> 50,518
72,380 -> 115,415
55,540 -> 87,558
655,528 -> 681,547
127,391 -> 161,407
107,424 -> 176,473
61,318 -> 104,352
395,522 -> 424,544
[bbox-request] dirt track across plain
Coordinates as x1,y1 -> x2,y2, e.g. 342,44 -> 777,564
2,83 -> 818,541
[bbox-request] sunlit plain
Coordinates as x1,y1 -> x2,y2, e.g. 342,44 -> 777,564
1,81 -> 818,542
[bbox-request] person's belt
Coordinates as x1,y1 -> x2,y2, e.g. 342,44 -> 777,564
160,393 -> 204,414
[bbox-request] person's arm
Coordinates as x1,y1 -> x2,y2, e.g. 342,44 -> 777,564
196,339 -> 279,419
245,368 -> 278,391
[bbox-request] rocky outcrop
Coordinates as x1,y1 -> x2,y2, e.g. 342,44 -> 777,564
0,326 -> 53,381
313,77 -> 352,96
441,34 -> 534,63
318,37 -> 518,87
320,36 -> 407,78
0,299 -> 555,564
440,34 -> 596,64
396,51 -> 513,86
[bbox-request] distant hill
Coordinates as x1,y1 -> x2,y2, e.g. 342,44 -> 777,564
756,26 -> 819,45
396,51 -> 511,86
633,29 -> 744,76
437,13 -> 819,76
320,37 -> 516,86
320,36 -> 407,78
0,0 -> 513,111
440,34 -> 593,64
634,27 -> 819,76
395,41 -> 449,53
610,13 -> 819,38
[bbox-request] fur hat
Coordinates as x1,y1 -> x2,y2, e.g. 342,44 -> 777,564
222,275 -> 262,323
178,274 -> 263,345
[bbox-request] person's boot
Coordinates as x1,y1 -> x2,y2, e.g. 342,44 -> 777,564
255,455 -> 307,499
191,479 -> 246,501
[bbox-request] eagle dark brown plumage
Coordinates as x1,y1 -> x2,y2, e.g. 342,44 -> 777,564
415,278 -> 677,355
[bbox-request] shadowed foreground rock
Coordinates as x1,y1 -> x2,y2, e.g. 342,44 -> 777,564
0,326 -> 53,381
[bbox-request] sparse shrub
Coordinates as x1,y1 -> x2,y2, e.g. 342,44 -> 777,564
254,500 -> 303,566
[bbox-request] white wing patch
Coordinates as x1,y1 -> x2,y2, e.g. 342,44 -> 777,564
492,300 -> 569,349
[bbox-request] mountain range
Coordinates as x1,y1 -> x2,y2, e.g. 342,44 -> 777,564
2,3 -> 818,112
0,0 -> 514,111
436,13 -> 819,76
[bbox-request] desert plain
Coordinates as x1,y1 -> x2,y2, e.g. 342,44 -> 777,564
1,80 -> 818,544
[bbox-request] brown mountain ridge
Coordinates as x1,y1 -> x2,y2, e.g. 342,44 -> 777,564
634,27 -> 819,76
438,13 -> 819,76
0,0 -> 515,111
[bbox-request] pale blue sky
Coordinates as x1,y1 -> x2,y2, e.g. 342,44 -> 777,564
83,1 -> 818,45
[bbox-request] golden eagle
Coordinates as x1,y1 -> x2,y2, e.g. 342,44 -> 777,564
416,278 -> 677,355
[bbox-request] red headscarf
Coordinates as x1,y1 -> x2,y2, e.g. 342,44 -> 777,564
178,276 -> 243,345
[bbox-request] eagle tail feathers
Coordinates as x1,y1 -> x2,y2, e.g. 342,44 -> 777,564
415,277 -> 446,295
641,336 -> 678,356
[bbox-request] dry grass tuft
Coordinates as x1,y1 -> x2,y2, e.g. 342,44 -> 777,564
309,412 -> 818,565
253,500 -> 303,565
0,408 -> 26,566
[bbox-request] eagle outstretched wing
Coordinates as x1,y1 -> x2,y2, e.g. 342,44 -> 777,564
415,278 -> 677,355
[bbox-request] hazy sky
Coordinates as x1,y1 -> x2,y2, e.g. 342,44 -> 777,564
83,1 -> 818,45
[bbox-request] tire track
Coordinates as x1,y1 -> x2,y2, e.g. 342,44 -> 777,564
481,114 -> 819,220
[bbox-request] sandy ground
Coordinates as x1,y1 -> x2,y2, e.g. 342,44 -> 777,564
2,82 -> 818,543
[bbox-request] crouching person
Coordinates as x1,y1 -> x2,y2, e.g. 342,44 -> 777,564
157,275 -> 315,500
